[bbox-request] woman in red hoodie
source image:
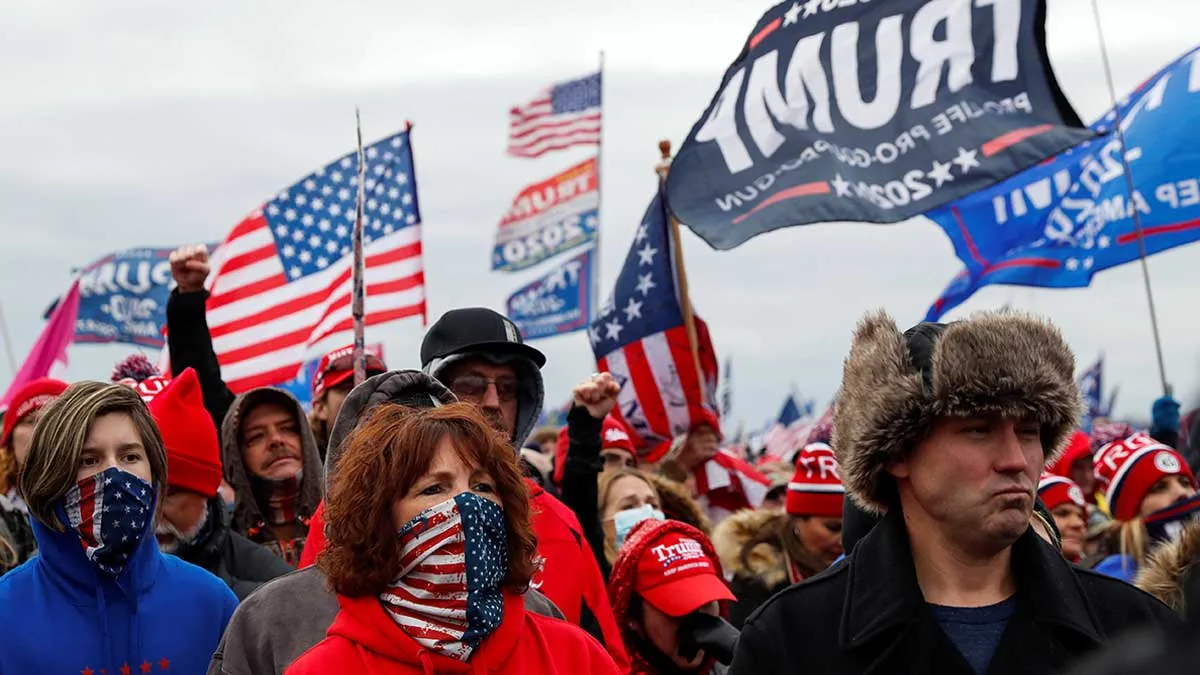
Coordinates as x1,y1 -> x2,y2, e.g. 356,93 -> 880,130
285,403 -> 620,675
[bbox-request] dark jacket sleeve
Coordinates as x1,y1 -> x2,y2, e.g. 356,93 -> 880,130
727,575 -> 777,630
558,406 -> 608,578
223,533 -> 294,600
167,288 -> 237,430
728,610 -> 776,675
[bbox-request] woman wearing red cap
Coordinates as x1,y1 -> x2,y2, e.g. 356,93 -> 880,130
1036,473 -> 1088,563
608,519 -> 736,675
711,443 -> 845,628
0,377 -> 68,574
285,403 -> 619,675
1091,432 -> 1197,581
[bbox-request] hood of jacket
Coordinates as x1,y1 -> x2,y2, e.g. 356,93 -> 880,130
424,352 -> 544,451
1136,518 -> 1200,618
324,369 -> 457,491
711,509 -> 788,589
220,387 -> 323,537
325,591 -> 526,673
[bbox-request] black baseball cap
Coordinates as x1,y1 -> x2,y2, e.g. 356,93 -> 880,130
421,308 -> 546,369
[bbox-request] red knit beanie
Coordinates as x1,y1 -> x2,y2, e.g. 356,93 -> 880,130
2,377 -> 69,447
1094,432 -> 1195,522
147,368 -> 222,498
1037,472 -> 1086,511
552,414 -> 639,485
785,443 -> 844,518
1045,430 -> 1091,478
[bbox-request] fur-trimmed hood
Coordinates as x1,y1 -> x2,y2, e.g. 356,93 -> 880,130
1136,519 -> 1200,618
833,310 -> 1080,513
711,509 -> 788,589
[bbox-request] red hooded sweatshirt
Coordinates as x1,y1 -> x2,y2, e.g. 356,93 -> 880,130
298,484 -> 629,670
285,591 -> 620,675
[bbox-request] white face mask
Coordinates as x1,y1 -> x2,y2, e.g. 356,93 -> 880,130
612,503 -> 665,549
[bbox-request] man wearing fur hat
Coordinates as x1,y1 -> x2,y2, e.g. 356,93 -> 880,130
730,310 -> 1180,675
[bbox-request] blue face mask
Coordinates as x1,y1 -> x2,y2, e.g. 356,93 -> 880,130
612,503 -> 665,549
56,466 -> 155,576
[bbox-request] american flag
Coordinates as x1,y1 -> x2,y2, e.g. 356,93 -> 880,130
508,72 -> 602,158
381,496 -> 506,661
1077,355 -> 1103,431
695,449 -> 772,522
200,130 -> 425,392
64,468 -> 152,576
762,394 -> 815,463
589,187 -> 719,461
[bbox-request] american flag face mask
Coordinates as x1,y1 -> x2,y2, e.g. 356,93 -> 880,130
57,466 -> 154,577
380,492 -> 509,661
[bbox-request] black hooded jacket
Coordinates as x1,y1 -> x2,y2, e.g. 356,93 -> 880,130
171,497 -> 293,601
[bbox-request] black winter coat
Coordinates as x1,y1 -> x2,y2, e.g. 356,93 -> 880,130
730,509 -> 1181,675
173,498 -> 293,600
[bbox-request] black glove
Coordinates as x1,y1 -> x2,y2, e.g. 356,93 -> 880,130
677,612 -> 740,665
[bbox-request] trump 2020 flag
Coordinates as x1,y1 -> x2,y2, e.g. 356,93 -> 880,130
925,46 -> 1200,320
73,247 -> 175,347
505,248 -> 595,340
492,158 -> 599,272
666,0 -> 1091,250
590,188 -> 719,461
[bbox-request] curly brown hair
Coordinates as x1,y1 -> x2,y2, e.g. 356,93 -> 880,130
319,402 -> 538,597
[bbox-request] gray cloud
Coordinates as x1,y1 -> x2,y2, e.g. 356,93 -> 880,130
2,0 -> 1198,429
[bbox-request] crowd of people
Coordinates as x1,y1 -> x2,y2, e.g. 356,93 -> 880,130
0,244 -> 1198,674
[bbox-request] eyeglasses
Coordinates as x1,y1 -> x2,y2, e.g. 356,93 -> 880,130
449,374 -> 520,402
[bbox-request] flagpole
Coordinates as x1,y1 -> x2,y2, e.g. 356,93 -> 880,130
592,51 -> 605,321
655,140 -> 705,388
0,300 -> 17,377
1089,0 -> 1169,395
351,108 -> 367,388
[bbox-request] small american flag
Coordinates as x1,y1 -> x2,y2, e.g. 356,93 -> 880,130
589,187 -> 719,461
508,72 -> 602,158
201,130 -> 425,392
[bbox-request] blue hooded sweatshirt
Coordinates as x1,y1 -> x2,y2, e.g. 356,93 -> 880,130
0,496 -> 237,675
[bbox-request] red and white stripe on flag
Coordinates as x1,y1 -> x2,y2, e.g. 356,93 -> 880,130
599,318 -> 719,463
695,450 -> 772,522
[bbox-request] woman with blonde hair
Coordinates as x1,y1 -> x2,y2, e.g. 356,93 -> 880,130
0,381 -> 235,674
285,402 -> 618,674
1091,432 -> 1197,581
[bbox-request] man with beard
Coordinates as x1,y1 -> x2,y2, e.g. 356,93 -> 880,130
730,310 -> 1180,675
144,368 -> 291,598
421,307 -> 629,668
166,244 -> 324,567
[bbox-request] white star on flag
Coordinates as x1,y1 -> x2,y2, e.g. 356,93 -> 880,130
952,147 -> 980,173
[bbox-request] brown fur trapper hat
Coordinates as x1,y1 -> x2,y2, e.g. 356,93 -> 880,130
833,309 -> 1081,514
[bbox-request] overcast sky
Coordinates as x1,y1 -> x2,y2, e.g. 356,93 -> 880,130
2,0 -> 1199,429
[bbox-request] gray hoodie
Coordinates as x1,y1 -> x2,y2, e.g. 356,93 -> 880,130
207,370 -> 562,675
220,388 -> 324,566
423,351 -> 545,450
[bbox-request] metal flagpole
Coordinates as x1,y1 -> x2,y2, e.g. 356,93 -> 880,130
656,140 -> 705,385
591,51 -> 605,320
0,300 -> 17,377
1088,0 -> 1170,395
352,108 -> 368,388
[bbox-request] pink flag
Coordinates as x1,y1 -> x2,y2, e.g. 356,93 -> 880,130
2,279 -> 80,409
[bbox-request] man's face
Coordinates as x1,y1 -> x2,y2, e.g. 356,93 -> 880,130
10,410 -> 43,469
240,401 -> 304,480
157,488 -> 209,553
890,415 -> 1043,556
312,383 -> 353,427
442,359 -> 520,438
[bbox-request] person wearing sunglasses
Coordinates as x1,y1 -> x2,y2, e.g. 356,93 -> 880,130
421,307 -> 629,670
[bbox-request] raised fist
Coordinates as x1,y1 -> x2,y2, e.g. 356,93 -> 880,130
572,372 -> 620,420
169,244 -> 211,294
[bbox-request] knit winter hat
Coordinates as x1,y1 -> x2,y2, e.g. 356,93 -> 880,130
786,443 -> 845,518
1037,472 -> 1087,512
1094,432 -> 1196,522
127,375 -> 171,403
147,368 -> 222,498
1045,430 -> 1092,478
552,414 -> 639,485
833,309 -> 1079,514
1,377 -> 69,447
311,344 -> 387,401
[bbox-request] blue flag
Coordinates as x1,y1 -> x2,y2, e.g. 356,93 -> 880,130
72,247 -> 176,347
665,0 -> 1090,250
926,47 -> 1200,320
505,248 -> 595,340
1078,356 -> 1104,432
